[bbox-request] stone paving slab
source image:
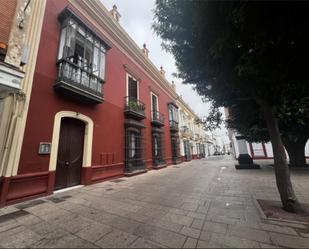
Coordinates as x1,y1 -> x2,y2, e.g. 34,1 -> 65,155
0,156 -> 309,248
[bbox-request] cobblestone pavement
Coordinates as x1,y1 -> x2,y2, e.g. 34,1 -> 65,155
1,156 -> 309,248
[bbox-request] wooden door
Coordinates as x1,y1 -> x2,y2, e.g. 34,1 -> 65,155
55,118 -> 85,190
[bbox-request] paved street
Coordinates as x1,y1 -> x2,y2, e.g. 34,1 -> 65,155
0,156 -> 309,248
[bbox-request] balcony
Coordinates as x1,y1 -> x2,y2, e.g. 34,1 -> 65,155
181,126 -> 193,138
54,59 -> 104,104
151,111 -> 165,127
194,133 -> 200,141
124,96 -> 146,120
169,120 -> 179,132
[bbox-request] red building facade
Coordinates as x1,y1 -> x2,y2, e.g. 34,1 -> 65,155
0,0 -> 188,206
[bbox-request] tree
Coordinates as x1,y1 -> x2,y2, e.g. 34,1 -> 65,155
227,99 -> 309,167
153,0 -> 309,213
278,96 -> 309,167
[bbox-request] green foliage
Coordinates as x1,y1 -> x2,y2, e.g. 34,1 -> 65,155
226,101 -> 269,143
202,104 -> 223,132
128,100 -> 145,111
153,0 -> 309,140
226,96 -> 309,144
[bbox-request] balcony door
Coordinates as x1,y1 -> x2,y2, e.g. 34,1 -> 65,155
55,118 -> 85,190
151,93 -> 158,120
128,76 -> 138,99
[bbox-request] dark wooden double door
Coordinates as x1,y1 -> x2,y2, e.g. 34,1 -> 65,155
55,118 -> 85,190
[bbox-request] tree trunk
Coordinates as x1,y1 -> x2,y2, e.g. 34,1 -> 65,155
284,138 -> 308,167
258,100 -> 303,213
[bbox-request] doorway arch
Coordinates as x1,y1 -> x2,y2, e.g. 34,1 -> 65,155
49,111 -> 93,172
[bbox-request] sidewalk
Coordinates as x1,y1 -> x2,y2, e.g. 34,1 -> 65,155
0,157 -> 308,248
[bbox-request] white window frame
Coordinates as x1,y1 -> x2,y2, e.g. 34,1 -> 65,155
126,73 -> 140,100
150,92 -> 159,112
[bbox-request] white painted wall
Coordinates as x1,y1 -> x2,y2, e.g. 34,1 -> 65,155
265,142 -> 273,157
0,99 -> 4,127
306,141 -> 309,156
231,134 -> 240,158
251,143 -> 265,157
180,139 -> 184,157
232,138 -> 309,159
238,139 -> 248,154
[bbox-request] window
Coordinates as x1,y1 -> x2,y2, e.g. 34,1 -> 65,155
151,93 -> 159,120
154,136 -> 158,156
152,130 -> 165,166
168,104 -> 179,128
128,75 -> 138,100
129,132 -> 136,158
58,17 -> 107,80
56,9 -> 111,101
125,127 -> 146,172
151,93 -> 158,112
125,75 -> 146,117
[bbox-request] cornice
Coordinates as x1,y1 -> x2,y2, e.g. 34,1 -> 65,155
70,0 -> 176,97
177,98 -> 198,118
123,64 -> 141,81
70,0 -> 200,119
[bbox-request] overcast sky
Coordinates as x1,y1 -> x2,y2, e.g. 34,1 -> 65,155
101,0 -> 229,144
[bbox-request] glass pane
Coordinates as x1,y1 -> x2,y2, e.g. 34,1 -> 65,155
97,82 -> 102,93
175,109 -> 179,122
57,27 -> 66,60
64,24 -> 76,59
84,45 -> 92,71
74,40 -> 84,66
169,107 -> 173,121
152,95 -> 158,112
99,51 -> 106,79
92,46 -> 100,76
90,77 -> 97,91
128,76 -> 138,99
81,71 -> 89,87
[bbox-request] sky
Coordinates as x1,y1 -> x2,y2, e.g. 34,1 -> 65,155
101,0 -> 229,145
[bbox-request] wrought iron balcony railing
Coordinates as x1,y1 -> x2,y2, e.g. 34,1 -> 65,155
55,59 -> 104,104
169,120 -> 179,131
124,96 -> 146,119
151,110 -> 165,126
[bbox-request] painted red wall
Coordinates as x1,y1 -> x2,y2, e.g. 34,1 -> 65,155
18,0 -> 174,176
